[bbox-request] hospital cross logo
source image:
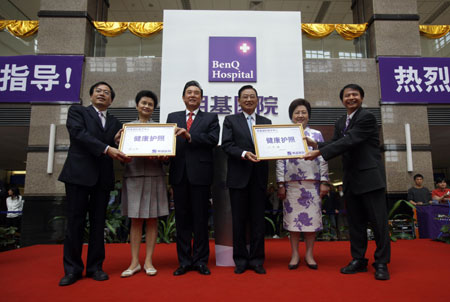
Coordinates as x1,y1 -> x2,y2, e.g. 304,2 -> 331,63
208,37 -> 257,82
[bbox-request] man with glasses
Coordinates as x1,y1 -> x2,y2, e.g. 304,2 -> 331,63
221,85 -> 271,274
58,81 -> 130,286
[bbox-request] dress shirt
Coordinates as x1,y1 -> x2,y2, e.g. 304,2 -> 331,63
185,108 -> 200,121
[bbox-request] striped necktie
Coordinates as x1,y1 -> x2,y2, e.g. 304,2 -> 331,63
98,111 -> 106,128
344,116 -> 351,132
187,112 -> 194,132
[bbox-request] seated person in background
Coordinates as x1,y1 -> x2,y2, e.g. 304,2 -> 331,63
431,178 -> 450,204
407,174 -> 431,206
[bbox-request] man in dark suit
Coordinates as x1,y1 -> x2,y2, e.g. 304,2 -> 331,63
58,82 -> 130,286
167,80 -> 220,276
221,85 -> 272,274
305,84 -> 390,280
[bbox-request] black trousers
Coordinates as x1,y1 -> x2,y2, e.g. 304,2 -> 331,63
229,180 -> 266,268
173,172 -> 210,267
6,216 -> 22,231
346,188 -> 391,264
63,183 -> 110,275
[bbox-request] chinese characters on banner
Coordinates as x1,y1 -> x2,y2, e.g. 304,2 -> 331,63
199,95 -> 278,116
0,55 -> 84,103
379,57 -> 450,104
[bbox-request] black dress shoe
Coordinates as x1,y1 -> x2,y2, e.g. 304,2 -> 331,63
234,266 -> 247,274
173,266 -> 191,276
288,262 -> 300,270
340,259 -> 368,274
251,265 -> 266,274
373,263 -> 390,280
88,270 -> 109,281
305,261 -> 318,270
59,274 -> 81,286
195,264 -> 211,275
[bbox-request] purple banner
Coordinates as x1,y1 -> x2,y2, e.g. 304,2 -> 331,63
379,57 -> 450,104
0,55 -> 84,103
416,204 -> 450,239
209,36 -> 257,82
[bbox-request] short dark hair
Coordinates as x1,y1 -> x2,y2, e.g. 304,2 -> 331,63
135,90 -> 158,107
414,174 -> 424,180
436,178 -> 447,184
182,80 -> 203,97
288,98 -> 311,120
339,84 -> 364,101
89,81 -> 116,100
238,85 -> 258,99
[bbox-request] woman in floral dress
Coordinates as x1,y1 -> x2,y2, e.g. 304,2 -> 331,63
276,99 -> 329,270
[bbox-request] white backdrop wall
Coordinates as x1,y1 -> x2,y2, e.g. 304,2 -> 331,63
160,10 -> 304,129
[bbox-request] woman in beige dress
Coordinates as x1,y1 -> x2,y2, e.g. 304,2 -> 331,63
120,90 -> 169,277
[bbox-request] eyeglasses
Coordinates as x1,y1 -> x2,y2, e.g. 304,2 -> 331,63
95,88 -> 111,96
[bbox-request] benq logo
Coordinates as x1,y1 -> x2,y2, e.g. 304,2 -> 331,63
208,37 -> 257,83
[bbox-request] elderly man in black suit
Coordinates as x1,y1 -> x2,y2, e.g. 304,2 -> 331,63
305,84 -> 390,280
221,85 -> 272,274
167,80 -> 220,276
58,82 -> 130,286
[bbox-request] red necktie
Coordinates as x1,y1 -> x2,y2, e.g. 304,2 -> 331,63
187,112 -> 194,132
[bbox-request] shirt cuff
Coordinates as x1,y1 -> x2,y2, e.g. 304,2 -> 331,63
104,145 -> 109,154
241,151 -> 247,158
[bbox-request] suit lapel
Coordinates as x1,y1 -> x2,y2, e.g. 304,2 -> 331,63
238,112 -> 253,141
189,110 -> 203,133
104,112 -> 113,131
178,111 -> 187,129
88,105 -> 104,130
347,107 -> 362,130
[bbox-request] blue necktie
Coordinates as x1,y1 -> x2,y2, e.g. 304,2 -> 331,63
247,115 -> 253,139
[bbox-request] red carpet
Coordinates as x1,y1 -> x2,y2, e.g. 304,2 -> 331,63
1,239 -> 449,301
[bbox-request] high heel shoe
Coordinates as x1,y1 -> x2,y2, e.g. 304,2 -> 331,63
121,264 -> 141,277
144,265 -> 157,276
305,259 -> 318,270
288,262 -> 300,270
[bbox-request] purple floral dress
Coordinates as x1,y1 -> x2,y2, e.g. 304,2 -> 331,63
276,127 -> 329,232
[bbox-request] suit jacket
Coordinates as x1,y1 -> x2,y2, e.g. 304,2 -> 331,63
221,112 -> 272,189
166,110 -> 220,186
58,104 -> 122,190
319,107 -> 385,195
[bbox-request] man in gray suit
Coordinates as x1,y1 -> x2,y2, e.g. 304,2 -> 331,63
305,84 -> 390,280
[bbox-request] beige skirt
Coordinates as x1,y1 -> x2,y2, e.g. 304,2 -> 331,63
121,175 -> 169,219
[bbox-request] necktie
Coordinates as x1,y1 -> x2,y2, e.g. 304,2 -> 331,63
98,111 -> 106,128
344,116 -> 351,132
187,112 -> 194,132
247,115 -> 253,139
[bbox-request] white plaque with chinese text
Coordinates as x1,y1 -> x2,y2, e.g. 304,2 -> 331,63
119,123 -> 177,156
253,124 -> 308,160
